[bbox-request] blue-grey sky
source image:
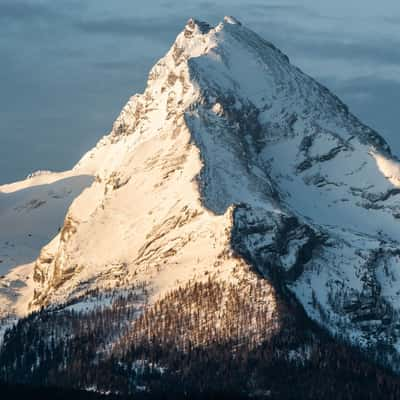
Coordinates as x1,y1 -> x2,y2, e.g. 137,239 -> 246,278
1,0 -> 399,184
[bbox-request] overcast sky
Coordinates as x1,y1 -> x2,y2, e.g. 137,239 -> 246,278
1,0 -> 399,184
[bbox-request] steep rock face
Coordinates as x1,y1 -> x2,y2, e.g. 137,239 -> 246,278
231,205 -> 323,283
2,17 -> 400,371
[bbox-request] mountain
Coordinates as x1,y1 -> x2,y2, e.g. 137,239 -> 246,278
2,16 -> 400,398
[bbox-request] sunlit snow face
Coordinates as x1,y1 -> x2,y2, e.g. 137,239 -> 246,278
1,0 -> 399,184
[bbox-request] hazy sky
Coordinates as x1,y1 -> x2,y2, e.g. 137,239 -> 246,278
1,0 -> 399,183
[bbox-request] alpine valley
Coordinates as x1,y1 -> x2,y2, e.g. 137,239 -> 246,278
2,17 -> 400,399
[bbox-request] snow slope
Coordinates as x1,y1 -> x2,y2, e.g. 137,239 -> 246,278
2,16 -> 400,369
0,171 -> 93,315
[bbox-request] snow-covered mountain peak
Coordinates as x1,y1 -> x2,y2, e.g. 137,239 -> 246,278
185,18 -> 213,35
142,16 -> 390,155
2,17 -> 400,373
